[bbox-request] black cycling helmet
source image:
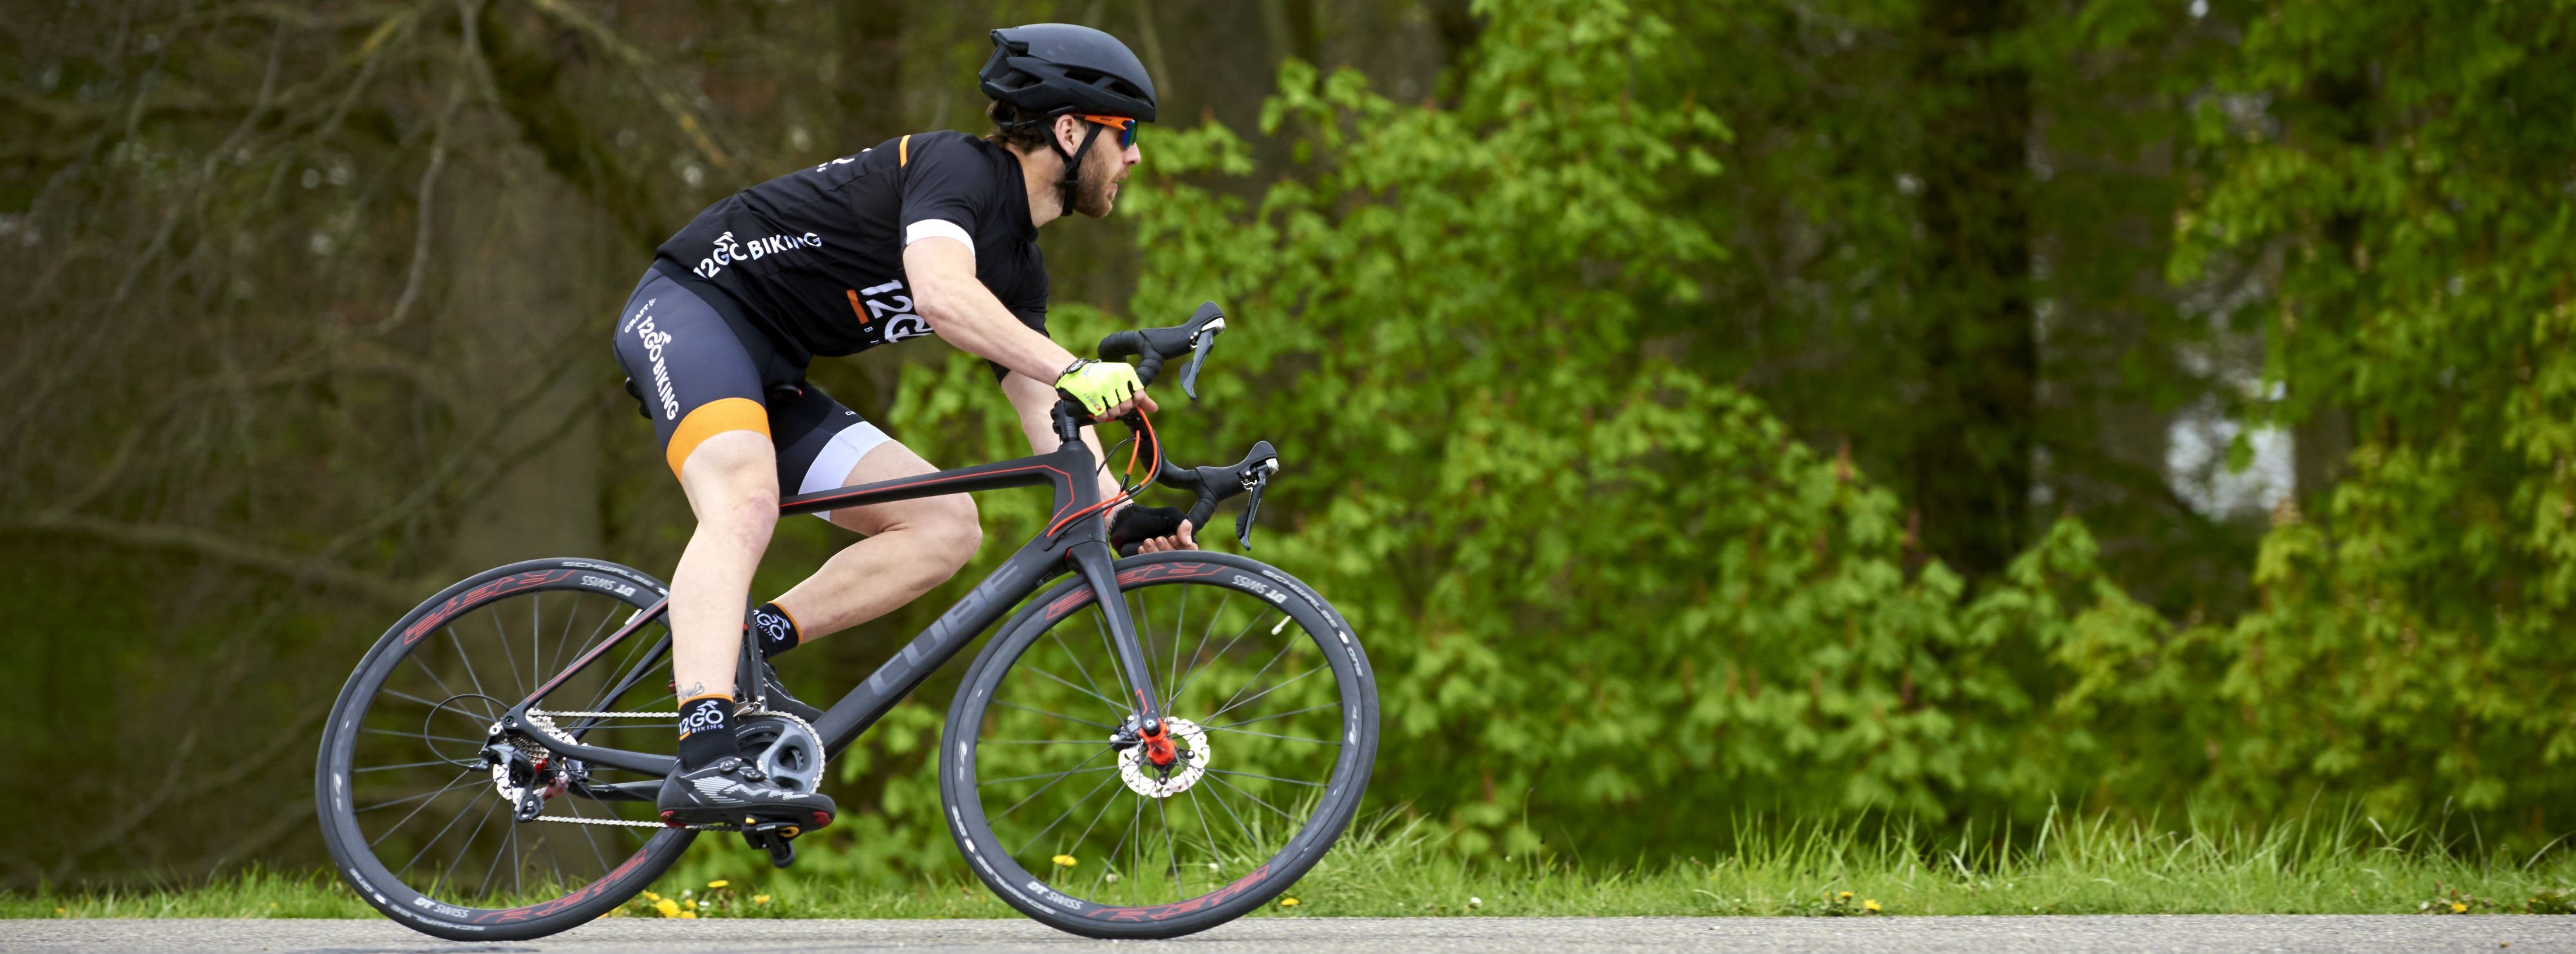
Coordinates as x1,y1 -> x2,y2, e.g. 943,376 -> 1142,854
979,23 -> 1158,122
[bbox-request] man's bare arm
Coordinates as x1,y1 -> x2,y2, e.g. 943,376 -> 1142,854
905,238 -> 1081,382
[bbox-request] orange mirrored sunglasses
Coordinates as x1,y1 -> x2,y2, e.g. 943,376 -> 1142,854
1076,114 -> 1139,148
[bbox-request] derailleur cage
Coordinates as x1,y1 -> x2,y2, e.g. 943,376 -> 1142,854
482,724 -> 587,823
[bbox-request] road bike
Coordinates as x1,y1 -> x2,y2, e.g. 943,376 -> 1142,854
314,305 -> 1378,940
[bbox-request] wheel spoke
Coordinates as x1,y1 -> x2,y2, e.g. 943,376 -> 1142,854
1206,773 -> 1296,822
1204,665 -> 1323,724
1204,703 -> 1337,731
407,653 -> 463,707
1013,770 -> 1124,857
993,743 -> 1119,820
980,765 -> 1117,787
994,700 -> 1117,730
1202,767 -> 1325,788
490,610 -> 527,702
1166,584 -> 1191,707
1210,637 -> 1302,718
1095,793 -> 1144,890
981,738 -> 1119,746
446,627 -> 491,703
361,727 -> 486,746
355,759 -> 474,774
1091,610 -> 1137,714
1021,665 -> 1130,716
365,769 -> 482,852
1168,591 -> 1231,704
1047,627 -> 1122,720
1185,785 -> 1226,876
1168,605 -> 1267,707
396,788 -> 493,878
1157,794 -> 1182,901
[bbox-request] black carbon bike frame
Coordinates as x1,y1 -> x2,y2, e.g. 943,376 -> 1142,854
493,408 -> 1157,792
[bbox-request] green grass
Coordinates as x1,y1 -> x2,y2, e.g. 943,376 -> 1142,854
10,808 -> 2575,920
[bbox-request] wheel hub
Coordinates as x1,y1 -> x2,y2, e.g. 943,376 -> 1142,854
1115,717 -> 1209,797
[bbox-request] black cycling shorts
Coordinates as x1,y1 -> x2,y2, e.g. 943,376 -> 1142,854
611,269 -> 890,519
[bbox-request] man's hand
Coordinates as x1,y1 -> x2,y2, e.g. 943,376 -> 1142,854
1109,504 -> 1197,553
1135,519 -> 1196,553
1057,359 -> 1160,419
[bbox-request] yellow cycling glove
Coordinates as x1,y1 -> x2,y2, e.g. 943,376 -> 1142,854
1054,359 -> 1144,417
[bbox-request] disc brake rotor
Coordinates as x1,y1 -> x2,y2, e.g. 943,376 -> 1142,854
1117,717 -> 1209,797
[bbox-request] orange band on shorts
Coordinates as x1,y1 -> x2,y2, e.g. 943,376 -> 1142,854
667,397 -> 770,477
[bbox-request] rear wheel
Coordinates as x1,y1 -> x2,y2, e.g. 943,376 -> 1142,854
941,551 -> 1378,939
315,558 -> 692,941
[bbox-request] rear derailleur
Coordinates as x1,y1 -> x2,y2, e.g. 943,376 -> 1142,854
480,720 -> 587,823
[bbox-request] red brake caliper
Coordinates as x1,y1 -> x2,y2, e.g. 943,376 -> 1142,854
1137,723 -> 1179,768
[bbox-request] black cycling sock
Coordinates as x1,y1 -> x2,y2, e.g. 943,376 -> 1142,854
676,694 -> 736,770
750,601 -> 803,660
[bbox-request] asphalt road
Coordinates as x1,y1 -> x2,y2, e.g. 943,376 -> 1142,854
6,916 -> 2571,953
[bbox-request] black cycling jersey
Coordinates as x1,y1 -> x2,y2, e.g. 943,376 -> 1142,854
651,131 -> 1048,367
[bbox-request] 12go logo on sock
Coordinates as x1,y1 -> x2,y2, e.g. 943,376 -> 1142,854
679,705 -> 728,737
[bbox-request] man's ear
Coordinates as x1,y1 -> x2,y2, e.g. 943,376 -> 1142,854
1052,114 -> 1082,153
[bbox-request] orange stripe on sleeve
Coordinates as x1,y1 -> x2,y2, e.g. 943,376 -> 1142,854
845,288 -> 871,325
665,397 -> 770,477
898,133 -> 911,167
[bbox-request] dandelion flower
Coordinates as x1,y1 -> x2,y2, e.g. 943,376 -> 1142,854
678,911 -> 698,919
754,895 -> 772,905
1106,873 -> 1121,884
643,891 -> 662,901
654,899 -> 680,918
2452,902 -> 2468,913
1839,891 -> 1853,899
708,880 -> 730,889
1864,899 -> 1882,913
1052,854 -> 1079,868
685,899 -> 697,910
53,908 -> 66,917
1280,897 -> 1301,908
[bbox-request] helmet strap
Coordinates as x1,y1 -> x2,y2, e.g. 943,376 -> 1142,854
1055,120 -> 1105,215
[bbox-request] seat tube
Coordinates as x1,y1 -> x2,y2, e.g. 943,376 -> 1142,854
1069,541 -> 1162,729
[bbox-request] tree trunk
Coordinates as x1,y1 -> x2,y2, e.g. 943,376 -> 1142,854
1909,0 -> 2036,578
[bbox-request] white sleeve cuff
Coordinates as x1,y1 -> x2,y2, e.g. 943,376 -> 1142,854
904,219 -> 975,255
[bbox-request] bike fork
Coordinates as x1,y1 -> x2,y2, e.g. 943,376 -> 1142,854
1069,542 -> 1165,734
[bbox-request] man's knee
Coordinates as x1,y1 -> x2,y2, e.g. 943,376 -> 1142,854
918,494 -> 983,572
680,435 -> 781,531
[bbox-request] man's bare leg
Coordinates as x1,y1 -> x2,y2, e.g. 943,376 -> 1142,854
768,440 -> 982,642
670,431 -> 781,703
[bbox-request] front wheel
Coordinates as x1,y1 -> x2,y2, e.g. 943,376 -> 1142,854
940,551 -> 1378,939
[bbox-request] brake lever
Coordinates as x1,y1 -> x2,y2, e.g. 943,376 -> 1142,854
1180,324 -> 1220,401
1235,457 -> 1276,550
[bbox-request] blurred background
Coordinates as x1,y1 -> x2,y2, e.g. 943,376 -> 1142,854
5,0 -> 2571,890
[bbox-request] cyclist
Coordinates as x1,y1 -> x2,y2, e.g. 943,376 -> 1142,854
609,24 -> 1194,828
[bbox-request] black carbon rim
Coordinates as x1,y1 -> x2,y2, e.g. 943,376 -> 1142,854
316,558 -> 694,941
942,553 -> 1378,939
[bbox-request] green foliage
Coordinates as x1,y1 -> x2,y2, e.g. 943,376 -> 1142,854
2167,0 -> 2576,817
870,0 -> 2146,856
855,0 -> 2576,859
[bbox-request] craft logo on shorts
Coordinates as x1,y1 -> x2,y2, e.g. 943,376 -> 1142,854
624,298 -> 680,421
